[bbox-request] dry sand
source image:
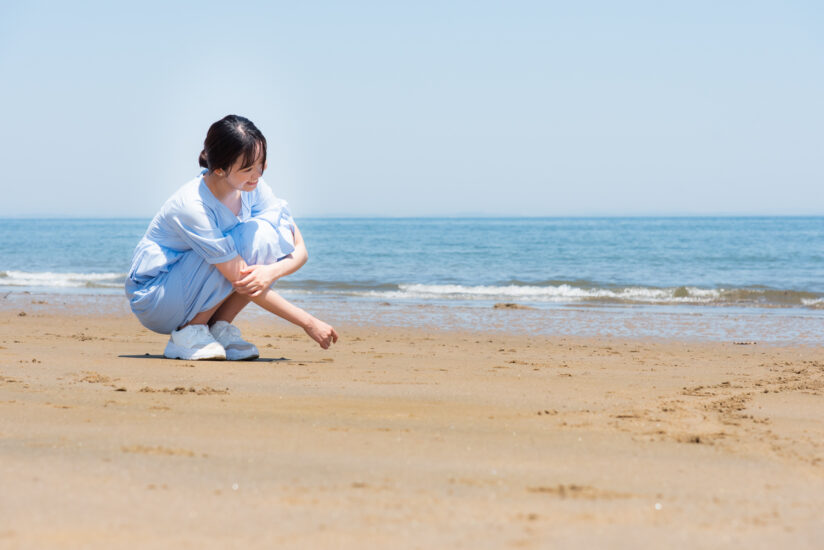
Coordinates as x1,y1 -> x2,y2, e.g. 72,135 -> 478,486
1,304 -> 823,549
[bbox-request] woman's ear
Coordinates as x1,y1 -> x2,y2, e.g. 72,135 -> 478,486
215,169 -> 225,177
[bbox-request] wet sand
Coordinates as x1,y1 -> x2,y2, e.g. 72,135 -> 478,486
1,304 -> 823,548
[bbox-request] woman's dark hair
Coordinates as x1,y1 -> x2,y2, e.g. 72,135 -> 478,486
198,115 -> 267,174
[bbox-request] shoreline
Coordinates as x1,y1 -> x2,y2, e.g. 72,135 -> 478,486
2,288 -> 822,346
1,308 -> 823,548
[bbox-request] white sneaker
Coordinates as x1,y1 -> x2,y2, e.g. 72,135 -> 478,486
209,321 -> 259,361
164,324 -> 226,360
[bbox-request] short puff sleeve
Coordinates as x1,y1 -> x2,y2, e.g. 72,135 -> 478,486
166,201 -> 239,264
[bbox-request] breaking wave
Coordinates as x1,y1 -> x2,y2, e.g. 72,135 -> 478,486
0,270 -> 125,289
277,280 -> 823,309
2,271 -> 821,309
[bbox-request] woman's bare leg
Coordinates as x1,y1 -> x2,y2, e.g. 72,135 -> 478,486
181,292 -> 252,330
179,291 -> 250,330
180,299 -> 225,329
209,292 -> 252,325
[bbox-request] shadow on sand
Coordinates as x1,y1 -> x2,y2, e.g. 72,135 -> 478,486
118,354 -> 290,363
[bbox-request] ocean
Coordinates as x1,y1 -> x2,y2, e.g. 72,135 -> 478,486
1,217 -> 822,343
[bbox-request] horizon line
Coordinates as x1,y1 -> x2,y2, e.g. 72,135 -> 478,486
1,213 -> 823,220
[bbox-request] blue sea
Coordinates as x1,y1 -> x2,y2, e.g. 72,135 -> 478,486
1,217 -> 822,343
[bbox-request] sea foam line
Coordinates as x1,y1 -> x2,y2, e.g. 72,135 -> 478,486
2,271 -> 821,308
0,270 -> 125,288
384,283 -> 722,303
330,283 -> 818,307
801,298 -> 824,309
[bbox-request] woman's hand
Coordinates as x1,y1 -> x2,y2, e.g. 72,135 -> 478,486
303,317 -> 339,349
233,264 -> 277,297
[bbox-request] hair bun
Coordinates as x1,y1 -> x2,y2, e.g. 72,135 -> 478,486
198,150 -> 208,168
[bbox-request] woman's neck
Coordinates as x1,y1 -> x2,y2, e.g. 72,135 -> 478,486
203,173 -> 240,202
203,172 -> 242,215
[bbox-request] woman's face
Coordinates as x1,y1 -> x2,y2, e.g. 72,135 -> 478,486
219,147 -> 267,192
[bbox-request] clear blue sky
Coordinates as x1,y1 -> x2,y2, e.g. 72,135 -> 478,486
1,1 -> 822,217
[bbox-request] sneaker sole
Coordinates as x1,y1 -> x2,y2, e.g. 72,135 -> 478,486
164,341 -> 226,361
225,348 -> 260,361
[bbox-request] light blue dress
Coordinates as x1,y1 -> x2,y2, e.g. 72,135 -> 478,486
125,170 -> 296,334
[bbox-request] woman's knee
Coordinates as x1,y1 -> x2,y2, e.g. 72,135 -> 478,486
230,219 -> 283,265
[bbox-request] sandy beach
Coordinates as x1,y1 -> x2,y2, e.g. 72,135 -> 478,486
1,300 -> 823,549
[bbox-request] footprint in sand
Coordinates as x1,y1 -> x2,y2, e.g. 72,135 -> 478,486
121,445 -> 196,457
139,386 -> 229,395
527,484 -> 631,500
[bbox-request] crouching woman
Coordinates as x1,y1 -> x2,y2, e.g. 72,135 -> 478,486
125,114 -> 337,360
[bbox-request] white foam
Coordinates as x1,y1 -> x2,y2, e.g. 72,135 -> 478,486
349,283 -> 724,304
0,270 -> 125,289
2,272 -> 816,309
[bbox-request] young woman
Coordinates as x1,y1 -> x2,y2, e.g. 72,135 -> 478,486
125,115 -> 337,360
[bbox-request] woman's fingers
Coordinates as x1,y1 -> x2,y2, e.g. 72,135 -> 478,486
320,326 -> 337,348
303,319 -> 338,350
233,282 -> 258,295
235,272 -> 255,285
234,270 -> 266,295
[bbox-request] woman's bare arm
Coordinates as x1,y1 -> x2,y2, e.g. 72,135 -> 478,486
232,224 -> 308,296
266,224 -> 308,280
213,239 -> 337,349
214,255 -> 249,285
247,288 -> 338,349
